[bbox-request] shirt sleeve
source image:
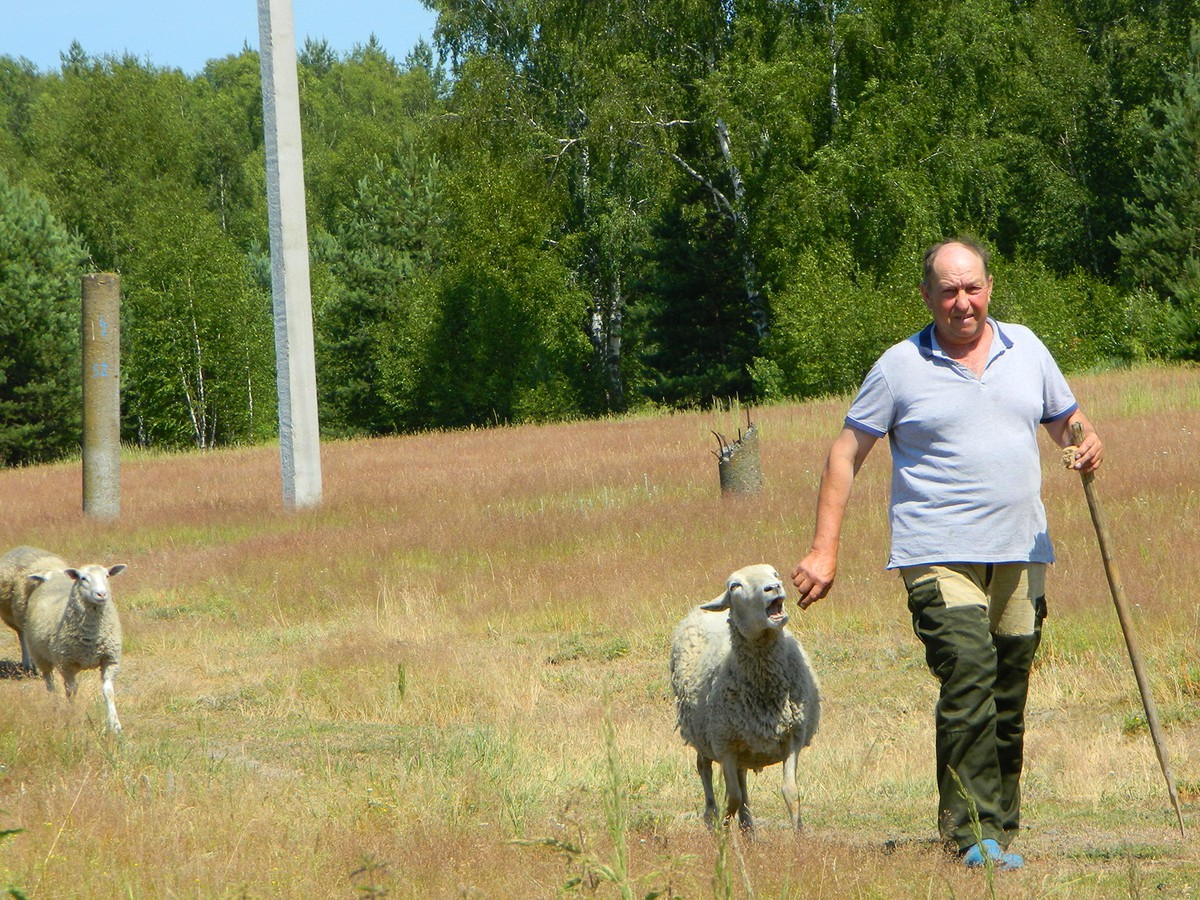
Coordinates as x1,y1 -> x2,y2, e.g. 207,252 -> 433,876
845,361 -> 894,438
1035,334 -> 1078,423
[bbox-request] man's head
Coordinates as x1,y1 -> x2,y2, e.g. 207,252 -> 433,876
920,238 -> 993,348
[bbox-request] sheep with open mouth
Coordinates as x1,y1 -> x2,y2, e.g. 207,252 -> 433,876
669,564 -> 821,832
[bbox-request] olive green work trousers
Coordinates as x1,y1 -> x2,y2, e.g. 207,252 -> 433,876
901,563 -> 1047,852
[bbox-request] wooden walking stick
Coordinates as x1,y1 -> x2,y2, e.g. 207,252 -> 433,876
1070,422 -> 1186,838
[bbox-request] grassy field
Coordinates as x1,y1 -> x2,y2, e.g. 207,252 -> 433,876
1,364 -> 1198,898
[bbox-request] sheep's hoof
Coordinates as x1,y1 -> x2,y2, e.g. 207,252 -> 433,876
737,806 -> 754,832
717,813 -> 755,837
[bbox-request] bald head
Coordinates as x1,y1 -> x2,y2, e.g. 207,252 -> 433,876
923,239 -> 990,293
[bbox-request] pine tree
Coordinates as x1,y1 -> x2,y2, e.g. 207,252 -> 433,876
314,144 -> 442,434
634,184 -> 758,407
1115,28 -> 1200,357
0,171 -> 89,465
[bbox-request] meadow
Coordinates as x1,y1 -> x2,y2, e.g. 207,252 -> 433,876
1,365 -> 1198,898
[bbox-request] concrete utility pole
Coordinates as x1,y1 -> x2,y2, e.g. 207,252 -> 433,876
257,0 -> 323,509
81,273 -> 121,519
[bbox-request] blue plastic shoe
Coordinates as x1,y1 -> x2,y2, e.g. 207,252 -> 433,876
962,839 -> 1024,870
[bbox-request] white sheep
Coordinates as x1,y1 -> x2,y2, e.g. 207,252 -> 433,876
24,562 -> 128,733
669,564 -> 820,832
0,546 -> 69,674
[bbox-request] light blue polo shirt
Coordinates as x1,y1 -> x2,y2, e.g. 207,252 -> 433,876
846,319 -> 1077,568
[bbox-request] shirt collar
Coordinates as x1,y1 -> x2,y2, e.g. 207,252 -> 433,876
917,317 -> 1013,360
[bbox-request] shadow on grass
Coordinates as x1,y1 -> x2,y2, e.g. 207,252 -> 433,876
0,659 -> 33,680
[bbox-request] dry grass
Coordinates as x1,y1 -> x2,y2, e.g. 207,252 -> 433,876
1,365 -> 1199,898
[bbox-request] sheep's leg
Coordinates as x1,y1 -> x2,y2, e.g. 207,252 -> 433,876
719,758 -> 751,832
35,657 -> 55,693
697,754 -> 719,828
61,666 -> 79,699
781,749 -> 802,830
735,768 -> 753,831
100,661 -> 121,734
17,632 -> 35,674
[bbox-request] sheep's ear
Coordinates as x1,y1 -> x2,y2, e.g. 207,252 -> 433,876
108,564 -> 127,577
64,568 -> 81,582
700,590 -> 731,612
26,572 -> 51,586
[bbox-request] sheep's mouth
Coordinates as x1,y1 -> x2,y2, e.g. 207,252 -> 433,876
766,596 -> 787,624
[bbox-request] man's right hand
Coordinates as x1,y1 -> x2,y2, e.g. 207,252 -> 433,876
792,550 -> 837,610
792,425 -> 875,611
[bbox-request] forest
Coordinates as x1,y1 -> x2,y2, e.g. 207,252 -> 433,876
1,0 -> 1199,465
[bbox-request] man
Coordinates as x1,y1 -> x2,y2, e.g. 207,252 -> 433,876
791,238 -> 1103,870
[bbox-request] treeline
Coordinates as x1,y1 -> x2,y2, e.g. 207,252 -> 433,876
2,0 -> 1199,465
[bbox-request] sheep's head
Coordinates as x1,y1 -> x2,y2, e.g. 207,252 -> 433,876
700,564 -> 789,638
64,563 -> 127,606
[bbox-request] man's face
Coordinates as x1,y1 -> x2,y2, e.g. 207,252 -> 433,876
920,243 -> 992,347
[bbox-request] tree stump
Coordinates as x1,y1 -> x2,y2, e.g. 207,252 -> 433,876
714,418 -> 763,495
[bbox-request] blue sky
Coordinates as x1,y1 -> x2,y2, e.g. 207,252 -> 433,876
2,0 -> 439,75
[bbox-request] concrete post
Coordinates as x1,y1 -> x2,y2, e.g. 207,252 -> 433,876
81,273 -> 121,519
258,0 -> 323,510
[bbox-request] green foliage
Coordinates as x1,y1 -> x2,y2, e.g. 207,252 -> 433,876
18,53 -> 275,451
0,170 -> 88,465
2,1 -> 1200,460
633,191 -> 759,407
119,188 -> 276,449
25,55 -> 201,272
1114,26 -> 1200,357
415,146 -> 592,426
294,45 -> 463,434
758,248 -> 926,399
299,38 -> 443,234
194,50 -> 267,246
988,258 -> 1121,372
0,56 -> 40,181
313,141 -> 444,435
